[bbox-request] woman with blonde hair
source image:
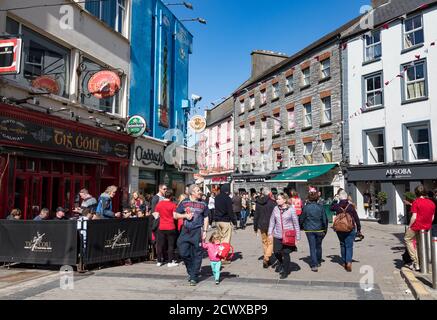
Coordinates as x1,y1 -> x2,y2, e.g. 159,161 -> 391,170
96,185 -> 121,219
130,191 -> 146,215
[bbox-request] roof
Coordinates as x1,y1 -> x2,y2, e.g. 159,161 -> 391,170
342,0 -> 437,39
205,96 -> 234,127
234,15 -> 362,95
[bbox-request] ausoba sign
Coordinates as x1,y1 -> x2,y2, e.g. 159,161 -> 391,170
127,116 -> 147,137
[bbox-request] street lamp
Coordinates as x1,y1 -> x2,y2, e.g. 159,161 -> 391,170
165,2 -> 194,9
180,17 -> 207,24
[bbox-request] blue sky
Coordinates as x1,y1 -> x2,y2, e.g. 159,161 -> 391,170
169,0 -> 370,115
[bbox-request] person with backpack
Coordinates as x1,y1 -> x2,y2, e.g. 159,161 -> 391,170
299,188 -> 328,272
330,190 -> 362,272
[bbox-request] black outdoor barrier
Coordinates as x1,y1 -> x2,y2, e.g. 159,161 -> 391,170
83,218 -> 149,265
0,220 -> 78,265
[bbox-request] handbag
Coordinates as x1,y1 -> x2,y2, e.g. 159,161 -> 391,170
280,208 -> 296,246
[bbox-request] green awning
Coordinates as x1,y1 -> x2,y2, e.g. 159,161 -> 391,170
269,163 -> 337,182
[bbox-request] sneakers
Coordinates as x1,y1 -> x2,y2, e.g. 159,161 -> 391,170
215,280 -> 220,285
311,266 -> 318,272
189,279 -> 198,286
279,273 -> 288,279
156,262 -> 163,267
167,261 -> 179,267
317,263 -> 322,268
275,263 -> 283,273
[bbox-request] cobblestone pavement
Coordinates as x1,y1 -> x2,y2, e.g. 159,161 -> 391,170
0,221 -> 414,300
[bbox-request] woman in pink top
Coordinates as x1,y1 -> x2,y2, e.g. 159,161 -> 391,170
202,232 -> 222,285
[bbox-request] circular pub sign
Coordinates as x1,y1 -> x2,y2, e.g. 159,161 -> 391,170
188,115 -> 207,133
126,115 -> 147,137
88,70 -> 121,99
31,76 -> 60,95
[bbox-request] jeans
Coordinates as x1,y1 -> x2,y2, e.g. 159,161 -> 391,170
156,229 -> 177,263
210,261 -> 221,281
306,232 -> 325,267
273,237 -> 293,275
177,227 -> 203,281
336,230 -> 356,264
240,209 -> 248,228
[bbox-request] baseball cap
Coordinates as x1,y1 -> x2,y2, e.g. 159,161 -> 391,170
56,207 -> 66,213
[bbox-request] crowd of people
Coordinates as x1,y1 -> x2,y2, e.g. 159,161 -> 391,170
5,181 -> 437,286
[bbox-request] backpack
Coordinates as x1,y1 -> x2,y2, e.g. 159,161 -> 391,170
333,204 -> 354,232
217,243 -> 234,261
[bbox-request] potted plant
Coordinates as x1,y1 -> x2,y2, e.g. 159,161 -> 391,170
377,191 -> 389,224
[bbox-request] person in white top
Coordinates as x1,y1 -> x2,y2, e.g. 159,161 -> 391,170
208,192 -> 216,228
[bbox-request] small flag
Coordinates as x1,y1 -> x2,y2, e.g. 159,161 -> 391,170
385,81 -> 390,86
396,74 -> 404,78
415,54 -> 421,60
431,42 -> 436,46
403,65 -> 409,71
419,3 -> 429,9
342,43 -> 348,50
382,23 -> 389,29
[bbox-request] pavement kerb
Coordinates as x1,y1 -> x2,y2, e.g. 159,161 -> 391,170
400,267 -> 434,300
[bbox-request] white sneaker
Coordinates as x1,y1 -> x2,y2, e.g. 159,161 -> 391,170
156,262 -> 163,267
167,261 -> 179,267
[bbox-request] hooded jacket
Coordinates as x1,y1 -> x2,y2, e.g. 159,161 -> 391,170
254,195 -> 276,233
214,184 -> 237,224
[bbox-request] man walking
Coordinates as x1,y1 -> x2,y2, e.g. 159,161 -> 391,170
232,191 -> 242,229
254,188 -> 277,268
404,185 -> 436,271
174,185 -> 209,286
214,184 -> 236,251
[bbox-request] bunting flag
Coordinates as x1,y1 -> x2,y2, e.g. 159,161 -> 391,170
342,43 -> 348,50
382,23 -> 390,29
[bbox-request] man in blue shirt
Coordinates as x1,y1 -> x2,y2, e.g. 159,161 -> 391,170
174,184 -> 209,286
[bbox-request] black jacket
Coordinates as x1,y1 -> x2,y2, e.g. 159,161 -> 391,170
300,201 -> 328,232
214,185 -> 237,224
253,195 -> 276,233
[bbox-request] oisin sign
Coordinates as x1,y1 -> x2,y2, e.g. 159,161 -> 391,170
132,137 -> 165,170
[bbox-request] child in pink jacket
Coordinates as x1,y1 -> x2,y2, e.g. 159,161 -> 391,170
202,232 -> 222,285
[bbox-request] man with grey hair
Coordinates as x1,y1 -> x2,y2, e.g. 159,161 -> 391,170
254,187 -> 277,268
174,184 -> 210,286
34,208 -> 50,221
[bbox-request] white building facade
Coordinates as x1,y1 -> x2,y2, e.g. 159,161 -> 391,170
342,0 -> 437,223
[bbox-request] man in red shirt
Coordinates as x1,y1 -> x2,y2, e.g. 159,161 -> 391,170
404,185 -> 436,271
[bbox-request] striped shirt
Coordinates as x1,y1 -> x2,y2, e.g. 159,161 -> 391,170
268,205 -> 301,240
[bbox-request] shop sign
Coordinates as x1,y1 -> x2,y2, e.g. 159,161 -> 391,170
386,168 -> 412,178
0,115 -> 129,159
127,116 -> 147,138
0,38 -> 22,74
211,176 -> 230,183
133,139 -> 164,170
88,70 -> 121,99
188,115 -> 206,133
31,76 -> 60,95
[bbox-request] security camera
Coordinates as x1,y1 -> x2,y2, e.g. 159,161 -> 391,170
191,94 -> 202,102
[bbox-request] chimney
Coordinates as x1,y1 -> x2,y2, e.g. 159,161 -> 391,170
371,0 -> 391,8
250,50 -> 288,79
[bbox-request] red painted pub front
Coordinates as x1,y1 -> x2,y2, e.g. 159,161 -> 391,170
0,103 -> 133,219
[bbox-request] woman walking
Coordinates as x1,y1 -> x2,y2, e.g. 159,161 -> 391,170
331,190 -> 362,272
268,193 -> 300,279
299,188 -> 328,272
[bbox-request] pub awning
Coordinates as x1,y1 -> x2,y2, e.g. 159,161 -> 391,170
268,163 -> 337,182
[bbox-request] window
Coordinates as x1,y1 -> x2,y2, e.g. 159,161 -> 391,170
366,130 -> 385,164
287,110 -> 295,130
250,123 -> 256,141
364,72 -> 383,108
288,145 -> 296,166
320,59 -> 330,79
275,150 -> 283,169
404,15 -> 424,49
273,114 -> 281,135
227,151 -> 231,169
272,83 -> 280,99
364,30 -> 382,61
80,58 -> 121,114
240,128 -> 246,143
216,153 -> 221,169
302,67 -> 310,86
303,142 -> 313,164
403,60 -> 427,101
260,90 -> 267,105
240,100 -> 245,113
321,97 -> 332,123
303,103 -> 312,128
285,75 -> 293,93
227,121 -> 231,142
217,124 -> 221,144
407,124 -> 430,161
261,120 -> 267,137
322,139 -> 333,163
85,0 -> 126,34
5,18 -> 70,98
249,95 -> 255,109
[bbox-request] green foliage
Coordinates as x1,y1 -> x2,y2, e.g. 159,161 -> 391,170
404,192 -> 416,203
377,191 -> 388,206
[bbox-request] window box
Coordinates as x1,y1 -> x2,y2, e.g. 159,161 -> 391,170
320,121 -> 332,128
271,97 -> 280,103
362,105 -> 385,113
259,102 -> 267,108
285,90 -> 294,97
272,134 -> 280,139
285,129 -> 295,135
301,126 -> 312,131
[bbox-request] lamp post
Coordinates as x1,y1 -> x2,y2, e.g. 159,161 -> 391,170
165,2 -> 194,9
180,18 -> 207,24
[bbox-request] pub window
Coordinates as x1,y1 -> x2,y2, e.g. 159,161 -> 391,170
364,72 -> 383,109
365,130 -> 385,164
321,97 -> 332,123
288,145 -> 296,167
26,159 -> 36,172
63,162 -> 72,174
5,17 -> 70,98
52,161 -> 61,172
303,103 -> 312,128
80,57 -> 121,115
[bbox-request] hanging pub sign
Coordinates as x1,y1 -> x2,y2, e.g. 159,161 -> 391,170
87,70 -> 121,99
0,38 -> 22,75
188,115 -> 207,133
31,76 -> 60,95
126,115 -> 147,138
